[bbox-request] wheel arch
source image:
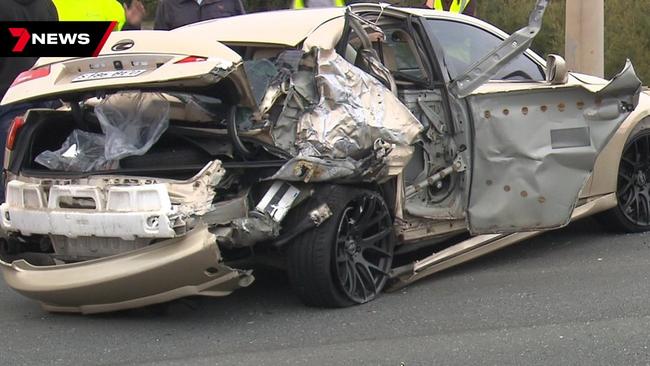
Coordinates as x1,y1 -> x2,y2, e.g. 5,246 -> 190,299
586,92 -> 650,198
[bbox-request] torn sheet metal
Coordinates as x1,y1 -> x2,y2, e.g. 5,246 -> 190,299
467,62 -> 641,234
269,141 -> 393,183
297,48 -> 421,159
450,0 -> 548,98
231,213 -> 279,247
202,195 -> 249,226
165,160 -> 226,216
272,48 -> 422,182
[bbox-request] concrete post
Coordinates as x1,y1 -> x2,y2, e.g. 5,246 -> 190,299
565,0 -> 604,77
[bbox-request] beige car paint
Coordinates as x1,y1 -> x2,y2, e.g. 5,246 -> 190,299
0,5 -> 645,313
1,224 -> 253,314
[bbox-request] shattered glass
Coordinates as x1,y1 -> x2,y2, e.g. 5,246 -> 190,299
244,59 -> 279,105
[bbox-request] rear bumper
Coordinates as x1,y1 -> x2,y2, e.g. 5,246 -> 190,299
0,225 -> 254,314
1,180 -> 178,240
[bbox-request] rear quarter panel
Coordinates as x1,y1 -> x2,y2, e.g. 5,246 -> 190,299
585,92 -> 650,197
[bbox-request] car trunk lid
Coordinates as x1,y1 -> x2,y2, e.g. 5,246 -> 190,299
1,30 -> 256,108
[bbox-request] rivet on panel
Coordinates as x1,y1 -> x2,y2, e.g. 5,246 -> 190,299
538,197 -> 546,204
558,103 -> 566,112
520,191 -> 528,198
486,180 -> 493,186
503,109 -> 510,116
504,185 -> 511,192
521,107 -> 529,115
484,111 -> 491,119
576,101 -> 585,110
541,105 -> 548,112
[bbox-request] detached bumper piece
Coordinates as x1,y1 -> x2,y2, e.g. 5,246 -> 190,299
0,225 -> 254,314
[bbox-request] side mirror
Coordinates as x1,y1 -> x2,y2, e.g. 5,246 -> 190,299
546,54 -> 569,85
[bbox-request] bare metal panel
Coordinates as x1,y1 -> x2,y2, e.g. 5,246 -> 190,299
467,63 -> 640,233
550,127 -> 591,149
451,0 -> 549,98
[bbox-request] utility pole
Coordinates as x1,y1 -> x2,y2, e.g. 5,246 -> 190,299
565,0 -> 604,77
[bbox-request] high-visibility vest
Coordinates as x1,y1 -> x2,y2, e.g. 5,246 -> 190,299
293,0 -> 346,9
52,0 -> 125,31
434,0 -> 471,13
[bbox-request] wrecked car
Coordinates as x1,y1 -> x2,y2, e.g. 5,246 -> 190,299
0,1 -> 647,313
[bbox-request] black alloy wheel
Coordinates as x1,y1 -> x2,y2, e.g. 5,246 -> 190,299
601,129 -> 650,232
617,131 -> 650,226
333,194 -> 393,303
287,186 -> 395,307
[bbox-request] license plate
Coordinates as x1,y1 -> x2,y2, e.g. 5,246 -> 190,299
72,69 -> 146,82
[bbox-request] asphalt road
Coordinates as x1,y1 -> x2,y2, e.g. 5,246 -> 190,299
2,217 -> 650,366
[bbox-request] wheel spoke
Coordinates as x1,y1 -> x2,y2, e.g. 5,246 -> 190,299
361,245 -> 392,258
359,228 -> 391,247
353,263 -> 368,299
641,193 -> 650,225
618,171 -> 634,183
356,198 -> 377,228
616,134 -> 650,228
619,180 -> 634,196
356,261 -> 378,295
332,192 -> 394,304
357,212 -> 387,232
621,156 -> 637,167
621,187 -> 637,211
336,250 -> 348,264
359,256 -> 390,276
346,259 -> 357,294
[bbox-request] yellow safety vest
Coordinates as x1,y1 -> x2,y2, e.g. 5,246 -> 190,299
293,0 -> 346,9
52,0 -> 125,31
434,0 -> 471,13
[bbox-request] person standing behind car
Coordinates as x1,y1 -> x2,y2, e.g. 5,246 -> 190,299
154,0 -> 246,31
0,0 -> 58,102
422,0 -> 475,16
52,0 -> 146,31
0,0 -> 59,202
292,0 -> 345,8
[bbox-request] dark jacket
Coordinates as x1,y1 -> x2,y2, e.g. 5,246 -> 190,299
0,0 -> 58,101
154,0 -> 245,30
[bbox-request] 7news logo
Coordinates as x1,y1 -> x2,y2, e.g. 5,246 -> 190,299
1,21 -> 116,57
9,28 -> 91,52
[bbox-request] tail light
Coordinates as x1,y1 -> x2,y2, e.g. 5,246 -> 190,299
10,65 -> 51,87
175,56 -> 207,64
7,116 -> 25,151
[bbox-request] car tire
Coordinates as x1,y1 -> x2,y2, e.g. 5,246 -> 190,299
600,125 -> 650,232
286,185 -> 395,308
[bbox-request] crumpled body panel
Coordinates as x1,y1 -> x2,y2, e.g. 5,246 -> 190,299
0,225 -> 253,314
273,48 -> 422,182
467,62 -> 641,233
